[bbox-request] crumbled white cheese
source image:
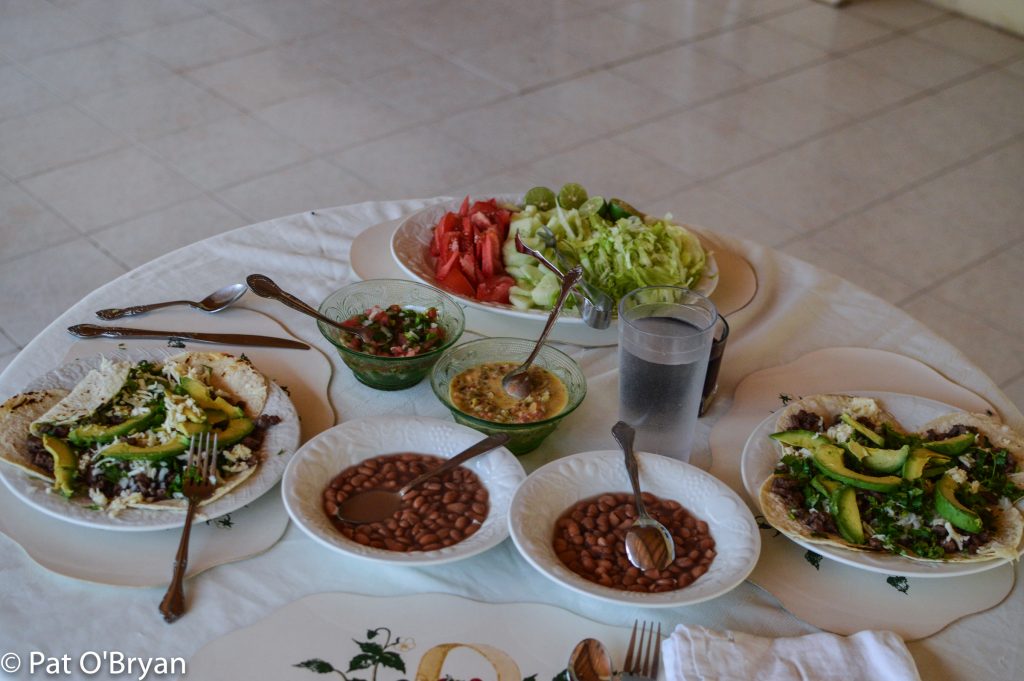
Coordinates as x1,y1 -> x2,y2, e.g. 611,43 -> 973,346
896,512 -> 922,530
969,480 -> 981,494
959,453 -> 975,469
88,487 -> 108,507
224,444 -> 252,463
827,422 -> 855,444
948,468 -> 968,485
942,521 -> 966,550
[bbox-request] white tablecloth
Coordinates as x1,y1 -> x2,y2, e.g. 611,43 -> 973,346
0,199 -> 1020,681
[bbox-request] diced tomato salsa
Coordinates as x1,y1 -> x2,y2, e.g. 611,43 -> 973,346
340,305 -> 446,357
430,196 -> 515,304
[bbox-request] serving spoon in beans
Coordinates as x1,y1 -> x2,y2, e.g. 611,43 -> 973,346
333,433 -> 510,524
611,421 -> 676,572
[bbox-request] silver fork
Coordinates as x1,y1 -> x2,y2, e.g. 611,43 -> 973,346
159,432 -> 219,623
621,620 -> 662,681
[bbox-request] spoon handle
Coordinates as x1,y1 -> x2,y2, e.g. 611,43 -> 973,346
95,300 -> 193,320
515,265 -> 583,373
398,433 -> 510,495
611,421 -> 652,520
246,274 -> 355,335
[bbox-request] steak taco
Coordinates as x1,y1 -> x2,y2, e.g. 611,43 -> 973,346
0,352 -> 281,516
759,395 -> 1024,563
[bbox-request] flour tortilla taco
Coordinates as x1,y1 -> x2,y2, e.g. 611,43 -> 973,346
0,390 -> 69,482
0,352 -> 278,515
760,394 -> 1024,564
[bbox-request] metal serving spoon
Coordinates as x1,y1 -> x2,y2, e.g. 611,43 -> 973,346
245,273 -> 375,343
611,421 -> 676,572
501,265 -> 583,400
567,638 -> 613,681
95,283 -> 246,320
333,433 -> 510,524
531,229 -> 614,330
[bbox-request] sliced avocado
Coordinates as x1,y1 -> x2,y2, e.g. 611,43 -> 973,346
179,376 -> 244,418
811,474 -> 842,500
214,417 -> 254,448
845,439 -> 869,461
42,435 -> 77,497
923,432 -> 976,456
903,448 -> 950,481
67,409 -> 162,446
812,444 -> 902,493
175,420 -> 211,437
848,442 -> 910,474
204,409 -> 229,426
102,436 -> 189,461
840,413 -> 885,446
770,429 -> 830,450
882,422 -> 913,448
834,485 -> 865,544
935,474 -> 983,533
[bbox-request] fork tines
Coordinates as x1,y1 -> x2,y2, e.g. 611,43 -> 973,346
623,620 -> 663,680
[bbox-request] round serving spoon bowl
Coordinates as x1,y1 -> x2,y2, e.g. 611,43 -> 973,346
246,273 -> 375,343
95,283 -> 246,320
611,420 -> 676,572
333,433 -> 510,524
501,265 -> 583,400
567,638 -> 613,681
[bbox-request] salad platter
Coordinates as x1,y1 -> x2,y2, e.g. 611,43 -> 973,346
351,190 -> 757,345
391,194 -> 718,323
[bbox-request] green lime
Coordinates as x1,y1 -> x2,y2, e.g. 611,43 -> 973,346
608,197 -> 641,220
579,196 -> 606,217
557,182 -> 588,210
523,186 -> 556,211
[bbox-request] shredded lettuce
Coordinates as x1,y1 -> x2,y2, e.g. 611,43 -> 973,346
505,204 -> 707,311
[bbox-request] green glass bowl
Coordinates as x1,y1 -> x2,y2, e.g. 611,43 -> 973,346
318,279 -> 465,390
430,338 -> 587,455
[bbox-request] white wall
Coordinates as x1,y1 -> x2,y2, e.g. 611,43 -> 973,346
926,0 -> 1024,36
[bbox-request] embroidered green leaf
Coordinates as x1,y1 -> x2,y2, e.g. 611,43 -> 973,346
551,671 -> 570,681
378,651 -> 405,673
295,659 -> 336,673
348,653 -> 375,671
366,628 -> 378,639
779,393 -> 792,405
887,576 -> 910,594
804,550 -> 822,569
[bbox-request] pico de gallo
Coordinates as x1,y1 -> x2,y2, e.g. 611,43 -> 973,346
339,305 -> 446,357
429,196 -> 516,304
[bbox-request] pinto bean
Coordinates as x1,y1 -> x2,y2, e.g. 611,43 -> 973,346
551,491 -> 716,593
324,452 -> 489,553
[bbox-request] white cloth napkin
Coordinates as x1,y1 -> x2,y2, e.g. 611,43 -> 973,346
662,625 -> 921,681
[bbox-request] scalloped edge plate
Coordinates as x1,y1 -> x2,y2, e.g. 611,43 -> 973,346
282,416 -> 526,566
509,449 -> 760,608
0,348 -> 301,532
740,390 -> 1023,578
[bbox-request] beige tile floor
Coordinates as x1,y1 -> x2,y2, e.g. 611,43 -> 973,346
1,0 -> 1022,410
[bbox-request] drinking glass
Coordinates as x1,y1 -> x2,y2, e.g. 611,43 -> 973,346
618,286 -> 718,463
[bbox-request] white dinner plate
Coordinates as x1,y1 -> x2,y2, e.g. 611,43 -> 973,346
282,416 -> 526,566
741,390 -> 1023,578
390,196 -> 719,325
0,349 -> 301,532
509,449 -> 760,607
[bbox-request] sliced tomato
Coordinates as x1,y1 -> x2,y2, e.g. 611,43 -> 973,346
430,196 -> 515,303
435,250 -> 459,281
479,230 -> 501,279
477,275 -> 514,304
439,266 -> 475,298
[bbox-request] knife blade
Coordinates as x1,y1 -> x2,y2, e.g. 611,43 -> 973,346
67,324 -> 310,350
